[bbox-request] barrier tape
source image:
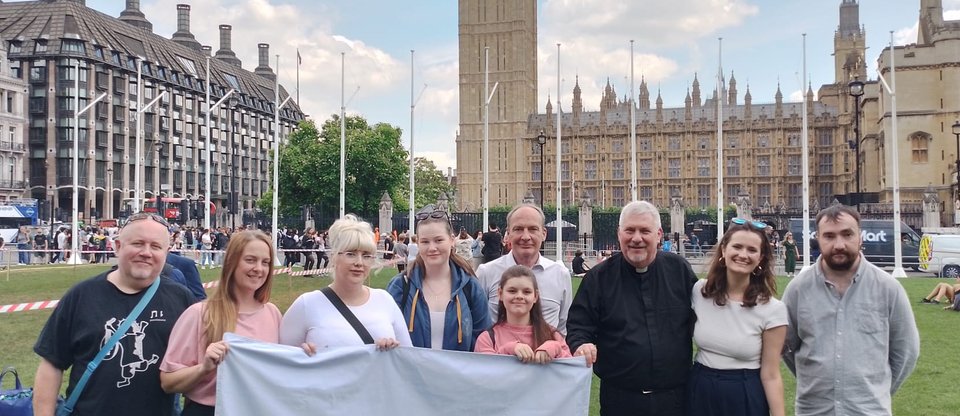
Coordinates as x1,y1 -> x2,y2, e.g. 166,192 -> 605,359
1,258 -> 402,314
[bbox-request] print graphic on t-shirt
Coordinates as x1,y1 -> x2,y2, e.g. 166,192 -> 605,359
100,311 -> 164,388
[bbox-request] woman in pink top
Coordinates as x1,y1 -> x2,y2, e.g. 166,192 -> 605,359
475,265 -> 571,363
160,230 -> 282,416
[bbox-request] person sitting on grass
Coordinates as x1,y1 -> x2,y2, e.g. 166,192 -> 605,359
920,276 -> 960,305
572,250 -> 590,276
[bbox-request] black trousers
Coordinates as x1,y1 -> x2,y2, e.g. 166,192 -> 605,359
182,401 -> 215,416
599,382 -> 685,416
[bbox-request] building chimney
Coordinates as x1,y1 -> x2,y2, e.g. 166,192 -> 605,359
119,0 -> 153,31
201,45 -> 212,56
171,4 -> 202,51
214,25 -> 242,67
254,43 -> 276,81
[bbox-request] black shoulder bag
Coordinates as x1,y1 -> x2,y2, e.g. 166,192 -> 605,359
321,287 -> 375,344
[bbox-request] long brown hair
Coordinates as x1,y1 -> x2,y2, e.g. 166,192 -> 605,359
701,223 -> 776,307
202,230 -> 276,347
495,265 -> 556,347
405,216 -> 476,276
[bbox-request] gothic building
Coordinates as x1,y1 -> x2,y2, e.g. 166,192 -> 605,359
0,0 -> 304,224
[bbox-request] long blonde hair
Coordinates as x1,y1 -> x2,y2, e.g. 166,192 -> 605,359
202,230 -> 276,347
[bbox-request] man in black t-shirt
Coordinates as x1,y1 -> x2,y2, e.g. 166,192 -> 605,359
33,214 -> 194,416
480,224 -> 503,264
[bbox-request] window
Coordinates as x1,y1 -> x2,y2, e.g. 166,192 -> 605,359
8,40 -> 22,54
910,132 -> 930,163
531,162 -> 541,181
639,137 -> 651,151
639,159 -> 652,178
818,183 -> 834,206
787,156 -> 801,175
640,186 -> 653,200
668,135 -> 681,150
727,135 -> 739,148
29,65 -> 46,83
584,161 -> 596,180
726,184 -> 739,204
668,158 -> 681,178
818,130 -> 833,146
612,160 -> 624,179
612,139 -> 624,152
561,161 -> 569,181
757,156 -> 770,176
698,185 -> 711,207
697,157 -> 710,177
726,156 -> 740,176
34,39 -> 48,53
818,154 -> 833,175
585,140 -> 596,154
223,74 -> 241,90
60,39 -> 85,54
758,134 -> 769,148
613,187 -> 624,206
788,183 -> 802,208
757,184 -> 771,207
698,136 -> 709,150
787,133 -> 800,147
531,141 -> 542,155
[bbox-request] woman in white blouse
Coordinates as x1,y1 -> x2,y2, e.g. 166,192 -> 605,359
687,218 -> 787,416
280,215 -> 411,353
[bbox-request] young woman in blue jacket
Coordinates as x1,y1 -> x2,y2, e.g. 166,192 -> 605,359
387,212 -> 491,351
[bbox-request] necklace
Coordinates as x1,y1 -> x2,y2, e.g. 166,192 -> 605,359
421,279 -> 449,300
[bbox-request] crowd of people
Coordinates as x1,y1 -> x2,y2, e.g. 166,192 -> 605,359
29,202 -> 922,416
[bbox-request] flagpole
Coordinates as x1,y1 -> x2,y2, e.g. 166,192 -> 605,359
801,33 -> 811,268
555,43 -> 562,263
630,40 -> 637,202
296,48 -> 300,105
889,31 -> 907,278
716,38 -> 724,238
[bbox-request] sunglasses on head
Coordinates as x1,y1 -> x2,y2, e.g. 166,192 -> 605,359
730,217 -> 767,230
415,210 -> 449,221
122,212 -> 171,230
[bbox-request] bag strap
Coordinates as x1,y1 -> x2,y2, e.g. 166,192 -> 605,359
0,366 -> 22,391
321,287 -> 375,345
400,275 -> 410,314
59,276 -> 162,415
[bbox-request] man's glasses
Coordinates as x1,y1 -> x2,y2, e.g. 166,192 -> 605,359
340,251 -> 377,265
121,213 -> 170,230
730,217 -> 767,230
415,210 -> 449,221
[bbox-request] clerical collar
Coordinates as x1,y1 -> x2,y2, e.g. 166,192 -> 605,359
635,266 -> 648,274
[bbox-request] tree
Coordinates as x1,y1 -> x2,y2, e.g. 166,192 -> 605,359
393,157 -> 456,212
260,115 -> 408,217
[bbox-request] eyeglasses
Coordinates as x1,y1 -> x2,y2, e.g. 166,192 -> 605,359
415,210 -> 449,221
121,213 -> 170,230
340,251 -> 377,265
729,217 -> 767,230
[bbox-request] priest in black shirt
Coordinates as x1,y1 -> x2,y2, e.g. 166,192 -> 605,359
567,200 -> 698,416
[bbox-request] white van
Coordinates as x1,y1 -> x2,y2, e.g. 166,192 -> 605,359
918,234 -> 960,277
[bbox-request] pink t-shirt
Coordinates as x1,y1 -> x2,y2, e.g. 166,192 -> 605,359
474,322 -> 572,359
160,301 -> 282,406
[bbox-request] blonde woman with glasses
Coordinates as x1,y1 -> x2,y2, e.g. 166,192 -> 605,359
280,215 -> 411,353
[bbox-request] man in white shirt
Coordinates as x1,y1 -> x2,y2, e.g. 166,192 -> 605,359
476,203 -> 573,334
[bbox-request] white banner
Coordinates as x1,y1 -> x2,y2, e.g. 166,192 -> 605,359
217,333 -> 593,416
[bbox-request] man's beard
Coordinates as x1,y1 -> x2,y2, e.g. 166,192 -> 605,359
823,249 -> 858,271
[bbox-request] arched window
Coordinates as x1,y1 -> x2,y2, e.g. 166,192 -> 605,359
909,132 -> 931,164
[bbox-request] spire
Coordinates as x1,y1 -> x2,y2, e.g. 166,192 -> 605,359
744,85 -> 752,119
744,85 -> 752,103
775,82 -> 783,118
728,71 -> 737,106
572,76 -> 583,116
639,76 -> 650,110
775,82 -> 783,102
692,72 -> 701,107
655,88 -> 663,123
546,94 -> 553,115
684,88 -> 692,121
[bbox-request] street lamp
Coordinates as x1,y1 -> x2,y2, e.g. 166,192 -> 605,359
537,130 -> 546,207
952,120 -> 960,201
133,57 -> 168,214
848,77 -> 865,197
69,61 -> 108,264
154,141 -> 163,218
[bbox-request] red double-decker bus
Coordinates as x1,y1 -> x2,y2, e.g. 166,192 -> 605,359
124,197 -> 216,221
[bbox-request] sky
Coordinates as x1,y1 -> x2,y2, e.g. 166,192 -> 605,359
86,0 -> 957,174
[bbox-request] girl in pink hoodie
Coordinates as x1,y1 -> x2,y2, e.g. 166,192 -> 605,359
474,265 -> 571,363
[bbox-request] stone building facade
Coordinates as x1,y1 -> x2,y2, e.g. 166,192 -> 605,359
0,0 -> 303,224
0,43 -> 27,203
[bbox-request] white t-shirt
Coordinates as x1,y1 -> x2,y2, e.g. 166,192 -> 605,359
691,279 -> 788,369
279,288 -> 412,350
407,242 -> 419,262
476,254 -> 573,335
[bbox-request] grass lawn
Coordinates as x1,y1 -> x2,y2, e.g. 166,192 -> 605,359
0,263 -> 956,415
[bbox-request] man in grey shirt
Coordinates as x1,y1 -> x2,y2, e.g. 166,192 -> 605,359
782,205 -> 919,416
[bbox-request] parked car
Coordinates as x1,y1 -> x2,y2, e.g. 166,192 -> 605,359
789,218 -> 922,270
